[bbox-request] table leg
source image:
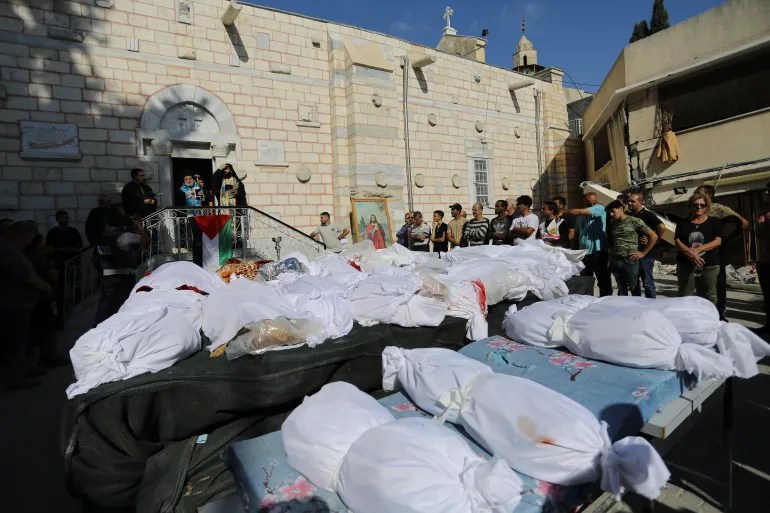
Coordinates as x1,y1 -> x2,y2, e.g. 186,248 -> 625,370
723,377 -> 733,513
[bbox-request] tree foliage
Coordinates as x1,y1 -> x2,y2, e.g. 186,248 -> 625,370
629,20 -> 651,43
629,0 -> 670,43
650,0 -> 671,33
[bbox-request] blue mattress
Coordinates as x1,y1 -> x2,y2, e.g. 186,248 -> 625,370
460,335 -> 687,438
229,335 -> 687,513
229,392 -> 587,513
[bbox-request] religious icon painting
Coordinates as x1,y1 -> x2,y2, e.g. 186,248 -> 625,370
350,198 -> 394,249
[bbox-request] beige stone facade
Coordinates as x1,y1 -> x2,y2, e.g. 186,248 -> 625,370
0,0 -> 580,234
582,0 -> 770,205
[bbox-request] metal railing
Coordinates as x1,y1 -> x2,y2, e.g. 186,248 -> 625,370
62,246 -> 101,317
138,207 -> 326,273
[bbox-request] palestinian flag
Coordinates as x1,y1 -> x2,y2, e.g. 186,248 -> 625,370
195,214 -> 233,270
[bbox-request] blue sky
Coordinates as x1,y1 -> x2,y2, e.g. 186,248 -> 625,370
244,0 -> 725,91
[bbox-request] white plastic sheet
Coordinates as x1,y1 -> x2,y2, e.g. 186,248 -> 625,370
554,304 -> 734,381
202,278 -> 317,350
282,382 -> 522,513
382,347 -> 670,499
67,305 -> 200,398
502,294 -> 599,347
349,266 -> 446,327
130,261 -> 225,295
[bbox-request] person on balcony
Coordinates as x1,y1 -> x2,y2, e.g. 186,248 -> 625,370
121,168 -> 158,219
179,174 -> 205,208
212,163 -> 247,207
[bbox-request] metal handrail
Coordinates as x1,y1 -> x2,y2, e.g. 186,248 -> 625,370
62,245 -> 100,317
138,207 -> 327,273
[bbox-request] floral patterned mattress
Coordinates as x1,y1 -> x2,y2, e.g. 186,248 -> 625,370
228,335 -> 687,513
460,335 -> 687,439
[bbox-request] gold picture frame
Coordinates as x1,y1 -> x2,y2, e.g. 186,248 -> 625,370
350,198 -> 394,248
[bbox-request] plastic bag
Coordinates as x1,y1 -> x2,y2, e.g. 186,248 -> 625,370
259,257 -> 309,281
225,317 -> 317,359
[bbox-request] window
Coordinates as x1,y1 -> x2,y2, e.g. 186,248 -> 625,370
592,123 -> 612,171
569,118 -> 584,137
473,158 -> 489,206
659,48 -> 770,132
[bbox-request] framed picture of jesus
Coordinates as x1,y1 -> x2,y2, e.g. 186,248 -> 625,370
350,197 -> 394,249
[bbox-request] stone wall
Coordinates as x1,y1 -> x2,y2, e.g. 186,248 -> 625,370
0,0 -> 581,236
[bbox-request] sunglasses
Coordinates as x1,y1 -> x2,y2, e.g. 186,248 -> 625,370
691,203 -> 707,209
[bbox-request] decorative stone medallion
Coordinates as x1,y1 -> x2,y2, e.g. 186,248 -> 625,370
475,120 -> 485,133
451,174 -> 461,189
371,93 -> 382,108
414,173 -> 425,188
296,168 -> 312,183
502,177 -> 510,190
427,113 -> 437,126
375,171 -> 387,187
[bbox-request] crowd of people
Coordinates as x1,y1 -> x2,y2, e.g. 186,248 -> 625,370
0,169 -> 156,391
316,185 -> 765,328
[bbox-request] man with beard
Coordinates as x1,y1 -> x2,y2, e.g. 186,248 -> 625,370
121,168 -> 157,219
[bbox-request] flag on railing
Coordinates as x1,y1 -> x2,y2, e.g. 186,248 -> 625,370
195,214 -> 233,270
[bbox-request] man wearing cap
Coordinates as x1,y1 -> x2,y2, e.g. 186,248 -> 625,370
447,203 -> 467,249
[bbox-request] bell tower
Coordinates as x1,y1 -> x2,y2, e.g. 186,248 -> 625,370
512,17 -> 538,69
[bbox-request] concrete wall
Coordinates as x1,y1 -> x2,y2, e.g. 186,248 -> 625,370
0,0 -> 577,234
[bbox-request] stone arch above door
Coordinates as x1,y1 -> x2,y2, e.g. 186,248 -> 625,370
136,84 -> 241,158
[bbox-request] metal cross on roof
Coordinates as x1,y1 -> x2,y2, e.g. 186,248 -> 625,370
443,6 -> 454,28
521,16 -> 526,34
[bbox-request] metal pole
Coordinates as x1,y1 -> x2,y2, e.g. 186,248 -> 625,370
402,55 -> 414,212
534,89 -> 545,208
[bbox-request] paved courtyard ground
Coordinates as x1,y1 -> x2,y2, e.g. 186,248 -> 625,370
0,278 -> 767,513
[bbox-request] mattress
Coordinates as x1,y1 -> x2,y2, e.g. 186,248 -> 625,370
229,392 -> 589,513
460,335 -> 687,438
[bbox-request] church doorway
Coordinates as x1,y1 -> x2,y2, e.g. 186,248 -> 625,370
171,158 -> 214,207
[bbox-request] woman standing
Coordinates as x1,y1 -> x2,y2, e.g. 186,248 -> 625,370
674,193 -> 722,305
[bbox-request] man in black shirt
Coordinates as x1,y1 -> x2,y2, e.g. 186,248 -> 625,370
85,194 -> 125,246
430,210 -> 449,253
488,200 -> 512,245
121,168 -> 157,219
552,196 -> 576,249
628,192 -> 666,298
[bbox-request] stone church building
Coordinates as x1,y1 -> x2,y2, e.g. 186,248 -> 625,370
0,0 -> 583,236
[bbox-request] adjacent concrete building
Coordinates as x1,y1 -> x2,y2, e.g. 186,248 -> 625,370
0,0 -> 583,235
582,0 -> 770,208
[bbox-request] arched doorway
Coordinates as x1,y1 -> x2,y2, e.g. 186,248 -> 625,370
136,85 -> 241,207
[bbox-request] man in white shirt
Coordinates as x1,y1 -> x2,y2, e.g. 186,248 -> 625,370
310,212 -> 350,253
509,195 -> 539,244
409,211 -> 431,251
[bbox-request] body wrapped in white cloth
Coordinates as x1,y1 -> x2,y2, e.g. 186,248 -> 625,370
504,295 -> 770,379
382,347 -> 670,499
282,382 -> 523,513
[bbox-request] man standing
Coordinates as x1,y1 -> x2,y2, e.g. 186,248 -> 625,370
606,200 -> 658,296
539,201 -> 569,247
85,194 -> 124,246
461,203 -> 489,247
47,210 -> 83,269
627,192 -> 666,298
430,210 -> 449,253
0,222 -> 52,389
488,200 -> 512,245
565,191 -> 612,296
409,211 -> 431,251
694,185 -> 749,320
310,212 -> 349,253
552,196 -> 576,248
95,216 -> 149,324
447,203 -> 467,249
47,210 -> 83,316
396,212 -> 413,247
509,195 -> 539,244
121,168 -> 157,219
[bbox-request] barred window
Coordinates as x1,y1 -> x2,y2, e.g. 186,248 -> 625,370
473,159 -> 489,206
